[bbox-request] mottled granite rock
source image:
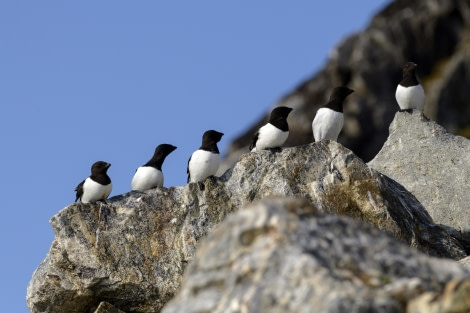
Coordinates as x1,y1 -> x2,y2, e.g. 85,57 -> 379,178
94,302 -> 125,313
162,198 -> 470,313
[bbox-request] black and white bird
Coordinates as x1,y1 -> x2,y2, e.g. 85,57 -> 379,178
395,62 -> 425,113
187,130 -> 224,184
312,86 -> 354,142
75,161 -> 112,203
249,106 -> 293,152
131,144 -> 177,191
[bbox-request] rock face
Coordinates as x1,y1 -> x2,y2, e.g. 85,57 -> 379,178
161,198 -> 470,313
27,141 -> 467,313
27,1 -> 470,311
221,0 -> 470,173
369,111 -> 470,252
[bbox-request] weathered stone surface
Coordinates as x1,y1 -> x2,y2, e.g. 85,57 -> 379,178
221,142 -> 465,259
368,111 -> 470,252
94,302 -> 125,313
221,0 -> 470,174
408,279 -> 470,313
458,256 -> 470,271
27,141 -> 465,313
161,198 -> 470,313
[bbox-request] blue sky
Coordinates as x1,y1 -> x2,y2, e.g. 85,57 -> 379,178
0,1 -> 389,312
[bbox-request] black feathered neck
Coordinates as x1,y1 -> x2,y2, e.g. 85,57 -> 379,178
144,144 -> 177,170
323,87 -> 354,113
400,62 -> 420,87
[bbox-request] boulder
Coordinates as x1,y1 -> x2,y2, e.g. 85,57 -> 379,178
369,111 -> 470,252
162,198 -> 470,313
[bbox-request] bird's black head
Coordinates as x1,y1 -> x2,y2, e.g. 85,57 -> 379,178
402,62 -> 418,77
330,86 -> 354,101
154,144 -> 177,157
270,106 -> 293,122
91,161 -> 111,175
202,130 -> 224,144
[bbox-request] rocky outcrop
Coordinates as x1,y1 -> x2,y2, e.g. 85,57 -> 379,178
369,111 -> 470,252
221,0 -> 470,173
27,140 -> 466,313
161,198 -> 470,313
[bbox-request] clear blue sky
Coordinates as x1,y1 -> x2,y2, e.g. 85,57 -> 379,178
0,1 -> 389,312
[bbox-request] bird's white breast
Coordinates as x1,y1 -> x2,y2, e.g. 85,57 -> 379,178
312,108 -> 344,141
255,123 -> 289,151
188,150 -> 220,183
395,84 -> 425,111
81,178 -> 112,203
131,166 -> 163,191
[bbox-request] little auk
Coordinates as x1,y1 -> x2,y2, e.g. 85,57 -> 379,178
395,62 -> 425,113
187,130 -> 224,186
312,86 -> 354,142
75,161 -> 112,203
131,144 -> 177,191
250,106 -> 293,152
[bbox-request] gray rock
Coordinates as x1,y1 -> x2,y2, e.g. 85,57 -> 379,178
27,141 -> 465,313
93,302 -> 125,313
162,198 -> 470,313
368,111 -> 470,252
222,142 -> 465,259
221,0 -> 470,174
408,279 -> 470,313
458,256 -> 470,272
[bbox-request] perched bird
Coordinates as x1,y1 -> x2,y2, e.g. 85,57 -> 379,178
312,86 -> 354,142
395,62 -> 425,113
187,130 -> 224,184
131,144 -> 177,191
249,106 -> 293,152
75,161 -> 112,203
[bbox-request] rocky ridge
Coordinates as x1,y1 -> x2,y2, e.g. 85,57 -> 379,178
27,120 -> 470,312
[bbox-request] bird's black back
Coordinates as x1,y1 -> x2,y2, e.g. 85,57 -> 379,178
74,180 -> 85,202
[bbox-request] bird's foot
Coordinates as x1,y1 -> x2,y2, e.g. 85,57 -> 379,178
198,181 -> 205,191
398,109 -> 413,114
267,147 -> 282,153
